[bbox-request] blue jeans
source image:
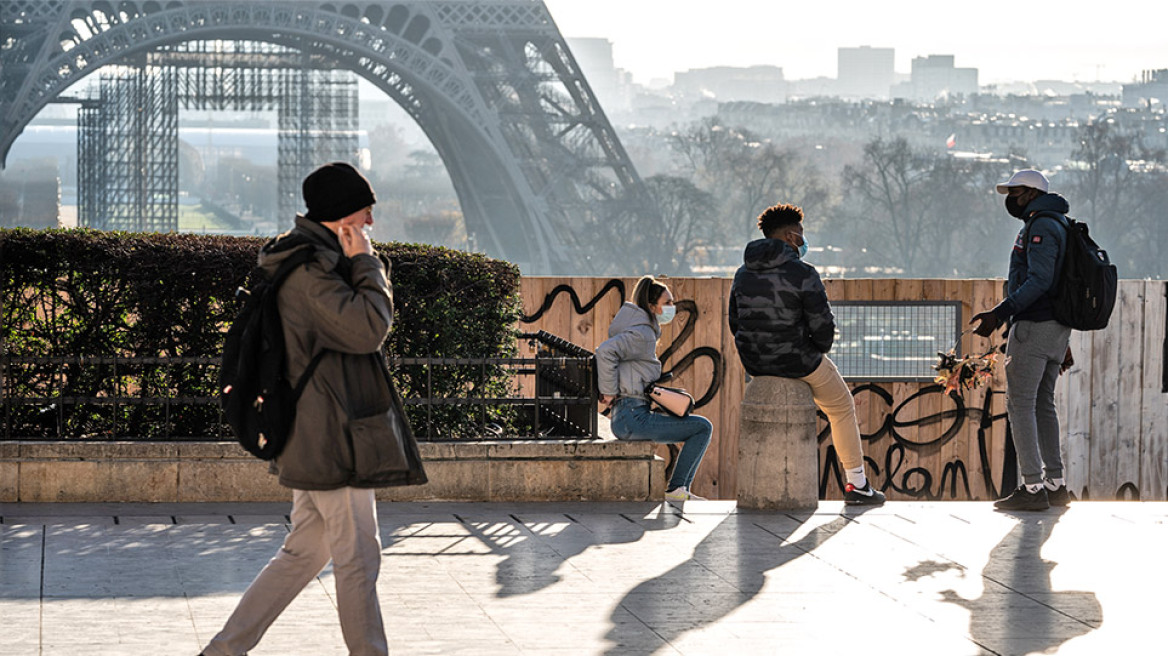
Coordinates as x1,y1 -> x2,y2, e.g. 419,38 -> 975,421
610,398 -> 712,490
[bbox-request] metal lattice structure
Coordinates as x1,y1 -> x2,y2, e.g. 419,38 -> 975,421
77,55 -> 179,232
0,1 -> 660,273
75,42 -> 358,233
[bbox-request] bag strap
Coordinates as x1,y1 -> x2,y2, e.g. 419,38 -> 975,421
291,349 -> 328,402
265,237 -> 330,400
1023,210 -> 1070,295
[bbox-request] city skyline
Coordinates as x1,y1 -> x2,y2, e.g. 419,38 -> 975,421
543,0 -> 1167,86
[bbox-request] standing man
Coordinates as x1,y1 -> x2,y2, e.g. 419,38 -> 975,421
201,162 -> 426,656
728,203 -> 885,506
971,169 -> 1073,512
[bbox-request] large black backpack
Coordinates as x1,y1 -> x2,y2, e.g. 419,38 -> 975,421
220,237 -> 327,459
1033,212 -> 1117,331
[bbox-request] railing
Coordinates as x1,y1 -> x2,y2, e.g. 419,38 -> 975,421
0,332 -> 597,442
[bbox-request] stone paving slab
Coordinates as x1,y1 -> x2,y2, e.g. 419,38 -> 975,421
0,500 -> 1163,655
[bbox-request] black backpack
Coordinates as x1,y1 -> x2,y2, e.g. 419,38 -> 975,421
1032,212 -> 1118,331
220,237 -> 327,459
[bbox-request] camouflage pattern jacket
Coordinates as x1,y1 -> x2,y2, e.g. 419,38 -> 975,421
728,238 -> 835,378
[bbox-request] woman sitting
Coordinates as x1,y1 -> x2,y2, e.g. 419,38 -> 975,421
596,276 -> 712,501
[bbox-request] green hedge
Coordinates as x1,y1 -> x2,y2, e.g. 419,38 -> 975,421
0,228 -> 522,440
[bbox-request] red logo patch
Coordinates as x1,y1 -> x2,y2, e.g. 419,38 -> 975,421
1031,235 -> 1043,244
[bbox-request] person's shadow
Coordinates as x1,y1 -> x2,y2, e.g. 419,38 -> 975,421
933,511 -> 1102,654
379,503 -> 685,599
602,510 -> 852,655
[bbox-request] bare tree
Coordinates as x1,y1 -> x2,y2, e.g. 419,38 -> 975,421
1065,119 -> 1168,278
643,175 -> 718,274
668,118 -> 831,245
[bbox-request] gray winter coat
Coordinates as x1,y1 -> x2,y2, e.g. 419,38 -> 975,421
258,217 -> 426,490
595,302 -> 662,399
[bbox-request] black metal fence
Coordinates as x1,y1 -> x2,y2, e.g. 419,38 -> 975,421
0,331 -> 597,442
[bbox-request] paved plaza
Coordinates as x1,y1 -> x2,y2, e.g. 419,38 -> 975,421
0,500 -> 1163,655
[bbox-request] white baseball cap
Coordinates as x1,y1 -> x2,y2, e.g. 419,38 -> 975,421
995,169 -> 1049,194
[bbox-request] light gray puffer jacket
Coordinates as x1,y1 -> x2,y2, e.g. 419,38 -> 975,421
595,302 -> 662,399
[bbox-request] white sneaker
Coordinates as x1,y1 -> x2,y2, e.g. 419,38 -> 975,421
665,486 -> 707,501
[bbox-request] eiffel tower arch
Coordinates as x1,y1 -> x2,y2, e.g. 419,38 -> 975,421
0,1 -> 660,273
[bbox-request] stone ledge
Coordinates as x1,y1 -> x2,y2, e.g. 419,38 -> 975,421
0,440 -> 665,503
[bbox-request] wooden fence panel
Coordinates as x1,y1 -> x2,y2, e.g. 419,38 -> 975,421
1089,297 -> 1122,498
1061,328 -> 1094,499
719,277 -> 745,500
1140,281 -> 1167,500
1116,281 -> 1146,498
518,276 -> 1164,501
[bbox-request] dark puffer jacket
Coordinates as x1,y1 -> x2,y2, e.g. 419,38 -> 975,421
728,238 -> 835,378
259,217 -> 427,490
991,192 -> 1070,324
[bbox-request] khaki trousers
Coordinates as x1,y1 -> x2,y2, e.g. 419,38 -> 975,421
203,486 -> 387,656
798,356 -> 865,471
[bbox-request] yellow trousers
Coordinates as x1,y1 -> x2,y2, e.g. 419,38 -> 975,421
798,356 -> 865,471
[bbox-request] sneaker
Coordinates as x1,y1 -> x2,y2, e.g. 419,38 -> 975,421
665,486 -> 707,501
1045,483 -> 1071,506
994,486 -> 1050,511
844,482 -> 886,506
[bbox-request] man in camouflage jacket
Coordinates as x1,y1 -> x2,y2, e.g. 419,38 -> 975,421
729,203 -> 884,506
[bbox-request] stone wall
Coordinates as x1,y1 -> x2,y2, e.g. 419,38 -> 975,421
0,440 -> 664,503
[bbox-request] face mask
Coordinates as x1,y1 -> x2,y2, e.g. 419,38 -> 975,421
1005,195 -> 1027,219
657,305 -> 676,325
797,237 -> 809,259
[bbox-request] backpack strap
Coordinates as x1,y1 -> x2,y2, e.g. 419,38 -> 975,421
264,236 -> 331,401
1024,210 -> 1070,296
291,349 -> 328,402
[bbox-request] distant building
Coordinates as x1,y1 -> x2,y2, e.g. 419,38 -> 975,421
837,46 -> 894,99
1123,69 -> 1168,108
566,37 -> 632,114
672,65 -> 787,104
894,55 -> 979,102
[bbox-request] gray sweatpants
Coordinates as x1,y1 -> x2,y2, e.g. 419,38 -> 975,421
1004,319 -> 1072,486
202,486 -> 387,656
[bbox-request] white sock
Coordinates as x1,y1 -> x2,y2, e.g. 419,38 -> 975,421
1044,478 -> 1065,491
1025,483 -> 1043,494
845,466 -> 867,490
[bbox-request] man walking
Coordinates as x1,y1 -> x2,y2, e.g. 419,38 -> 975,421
971,169 -> 1073,511
201,162 -> 426,656
728,203 -> 885,506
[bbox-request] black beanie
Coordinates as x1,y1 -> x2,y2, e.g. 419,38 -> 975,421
301,162 -> 377,223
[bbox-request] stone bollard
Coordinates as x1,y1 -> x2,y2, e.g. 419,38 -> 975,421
736,376 -> 819,510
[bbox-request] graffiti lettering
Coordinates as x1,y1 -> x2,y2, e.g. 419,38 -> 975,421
522,281 -> 725,408
819,382 -> 1006,500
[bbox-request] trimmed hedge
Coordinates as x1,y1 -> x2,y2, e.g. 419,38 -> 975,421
0,228 -> 522,440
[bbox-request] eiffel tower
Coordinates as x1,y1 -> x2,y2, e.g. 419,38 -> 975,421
0,1 -> 659,273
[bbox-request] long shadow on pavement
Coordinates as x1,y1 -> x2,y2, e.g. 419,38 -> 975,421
938,510 -> 1101,654
377,502 -> 685,599
602,509 -> 852,655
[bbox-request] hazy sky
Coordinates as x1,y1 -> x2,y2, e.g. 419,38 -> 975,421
543,0 -> 1167,85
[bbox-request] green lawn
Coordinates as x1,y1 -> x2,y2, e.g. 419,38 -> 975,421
178,202 -> 236,232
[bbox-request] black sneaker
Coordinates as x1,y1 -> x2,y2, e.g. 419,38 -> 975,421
994,486 -> 1050,511
1046,483 -> 1071,506
844,482 -> 886,506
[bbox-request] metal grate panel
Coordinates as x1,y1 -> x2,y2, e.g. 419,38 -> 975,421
831,301 -> 962,382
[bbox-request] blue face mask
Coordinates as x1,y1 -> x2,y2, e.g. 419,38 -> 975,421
797,237 -> 809,259
657,305 -> 676,325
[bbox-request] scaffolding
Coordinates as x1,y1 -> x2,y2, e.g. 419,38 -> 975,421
77,42 -> 359,233
78,57 -> 178,232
